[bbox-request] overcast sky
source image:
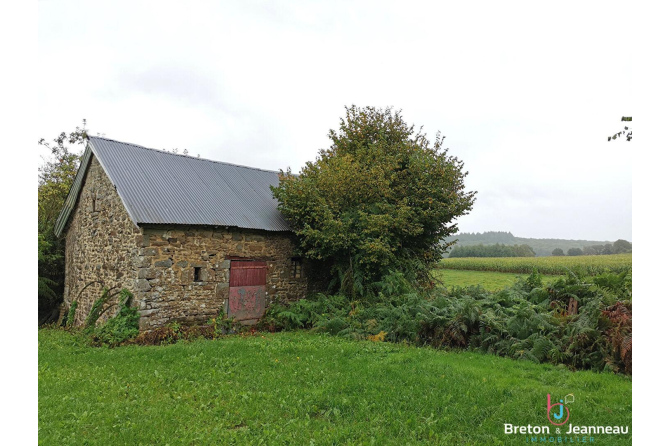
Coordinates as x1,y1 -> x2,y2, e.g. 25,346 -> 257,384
37,0 -> 632,242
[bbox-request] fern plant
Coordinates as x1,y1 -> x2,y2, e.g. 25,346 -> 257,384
89,289 -> 139,347
258,269 -> 633,374
85,287 -> 118,328
64,300 -> 78,327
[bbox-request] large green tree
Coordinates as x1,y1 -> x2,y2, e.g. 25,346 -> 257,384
612,239 -> 632,254
38,120 -> 88,324
272,106 -> 476,297
567,247 -> 583,256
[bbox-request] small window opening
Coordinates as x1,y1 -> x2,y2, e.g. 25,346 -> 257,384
291,258 -> 302,279
194,267 -> 202,282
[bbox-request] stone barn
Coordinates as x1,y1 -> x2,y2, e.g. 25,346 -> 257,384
55,136 -> 308,330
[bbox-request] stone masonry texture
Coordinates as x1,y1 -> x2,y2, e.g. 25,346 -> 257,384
64,156 -> 142,326
63,154 -> 308,330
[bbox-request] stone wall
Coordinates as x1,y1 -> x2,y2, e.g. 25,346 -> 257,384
63,156 -> 308,331
63,156 -> 142,326
135,226 -> 308,330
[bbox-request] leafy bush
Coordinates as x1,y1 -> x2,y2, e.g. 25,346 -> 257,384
271,105 -> 476,298
89,305 -> 139,347
88,289 -> 139,347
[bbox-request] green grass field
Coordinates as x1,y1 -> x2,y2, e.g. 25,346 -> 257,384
431,269 -> 554,291
438,253 -> 632,276
39,329 -> 632,445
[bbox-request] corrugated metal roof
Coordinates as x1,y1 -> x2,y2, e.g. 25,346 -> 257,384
54,146 -> 93,237
55,136 -> 291,236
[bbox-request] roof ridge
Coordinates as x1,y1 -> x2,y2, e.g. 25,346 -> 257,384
88,135 -> 283,174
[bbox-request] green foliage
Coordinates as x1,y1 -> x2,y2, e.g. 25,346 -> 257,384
448,243 -> 535,258
209,306 -> 240,335
38,120 -> 88,324
443,231 -> 618,257
273,293 -> 350,330
582,240 -> 631,256
567,247 -> 583,256
89,305 -> 140,348
551,248 -> 565,256
38,234 -> 58,304
271,106 -> 476,298
64,300 -> 78,327
268,269 -> 632,374
88,289 -> 139,347
612,239 -> 633,254
84,287 -> 115,328
524,268 -> 543,292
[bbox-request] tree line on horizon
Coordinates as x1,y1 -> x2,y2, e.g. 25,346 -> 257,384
552,239 -> 632,256
444,231 -> 630,257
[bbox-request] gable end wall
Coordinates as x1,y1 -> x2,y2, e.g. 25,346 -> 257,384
63,155 -> 142,326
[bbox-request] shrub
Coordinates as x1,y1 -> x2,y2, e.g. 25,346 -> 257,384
271,105 -> 476,298
88,289 -> 139,347
89,305 -> 139,347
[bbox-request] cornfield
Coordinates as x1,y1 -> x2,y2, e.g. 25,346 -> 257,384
437,253 -> 632,276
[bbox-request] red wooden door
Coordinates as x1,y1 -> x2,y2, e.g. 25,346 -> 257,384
228,260 -> 267,323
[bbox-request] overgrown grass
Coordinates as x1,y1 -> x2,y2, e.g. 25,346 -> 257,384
438,253 -> 632,276
432,269 -> 553,291
39,329 -> 631,445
